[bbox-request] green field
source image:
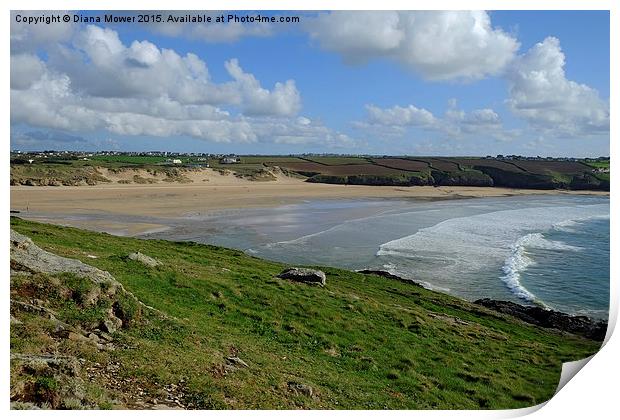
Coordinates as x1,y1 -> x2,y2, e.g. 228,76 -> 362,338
585,160 -> 610,169
90,156 -> 168,165
10,218 -> 601,409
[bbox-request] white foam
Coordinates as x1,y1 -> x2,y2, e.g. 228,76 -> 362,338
500,234 -> 544,304
500,232 -> 584,305
520,233 -> 583,252
377,203 -> 609,298
552,214 -> 610,233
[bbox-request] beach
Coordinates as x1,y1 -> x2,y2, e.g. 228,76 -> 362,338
10,169 -> 609,235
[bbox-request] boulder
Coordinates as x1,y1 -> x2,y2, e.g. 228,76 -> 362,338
225,356 -> 249,369
102,319 -> 118,334
128,252 -> 161,268
287,381 -> 314,397
277,268 -> 326,286
474,298 -> 608,341
10,229 -> 121,305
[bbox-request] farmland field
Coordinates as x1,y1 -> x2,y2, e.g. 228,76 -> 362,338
421,158 -> 461,172
277,163 -> 413,176
509,161 -> 592,175
371,158 -> 430,172
446,159 -> 527,173
239,156 -> 305,164
301,157 -> 371,165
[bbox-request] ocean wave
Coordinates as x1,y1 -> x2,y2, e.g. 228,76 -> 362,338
520,233 -> 583,252
552,214 -> 610,233
500,233 -> 544,305
499,232 -> 582,306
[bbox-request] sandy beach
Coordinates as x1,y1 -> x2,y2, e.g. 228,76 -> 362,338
10,169 -> 609,235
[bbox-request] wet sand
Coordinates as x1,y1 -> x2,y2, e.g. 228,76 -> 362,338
10,169 -> 609,235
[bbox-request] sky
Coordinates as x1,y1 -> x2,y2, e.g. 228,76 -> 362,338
10,10 -> 610,157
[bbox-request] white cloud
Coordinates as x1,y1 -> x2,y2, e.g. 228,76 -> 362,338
10,24 -> 352,148
11,11 -> 75,52
308,12 -> 404,63
506,37 -> 609,136
42,25 -> 301,117
10,54 -> 46,90
365,104 -> 436,127
224,59 -> 300,116
360,100 -> 515,142
308,11 -> 519,81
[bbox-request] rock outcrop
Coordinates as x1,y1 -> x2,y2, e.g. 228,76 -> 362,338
9,229 -> 181,409
128,252 -> 161,268
11,230 -> 121,300
277,268 -> 326,286
474,298 -> 608,341
357,269 -> 425,288
10,229 -> 169,320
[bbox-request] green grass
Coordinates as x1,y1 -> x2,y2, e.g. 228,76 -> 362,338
585,160 -> 609,169
10,217 -> 601,409
90,156 -> 168,165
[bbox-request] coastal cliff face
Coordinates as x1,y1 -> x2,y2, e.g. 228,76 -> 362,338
474,299 -> 607,341
10,218 -> 603,410
307,167 -> 609,191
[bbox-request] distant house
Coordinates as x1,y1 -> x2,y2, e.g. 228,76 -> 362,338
165,158 -> 183,164
592,167 -> 610,174
220,157 -> 239,164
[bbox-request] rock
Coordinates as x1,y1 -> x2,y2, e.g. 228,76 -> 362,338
68,332 -> 89,343
10,230 -> 122,305
11,353 -> 87,408
225,356 -> 249,368
428,312 -> 470,326
10,230 -> 172,321
11,299 -> 58,318
11,401 -> 41,410
12,353 -> 81,377
277,268 -> 326,286
128,252 -> 161,268
102,319 -> 118,334
474,298 -> 608,341
10,315 -> 23,325
357,269 -> 425,288
287,381 -> 314,397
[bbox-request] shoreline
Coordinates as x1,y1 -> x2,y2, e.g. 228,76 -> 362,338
10,175 -> 609,236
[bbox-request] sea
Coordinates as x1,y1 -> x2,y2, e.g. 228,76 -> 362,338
142,194 -> 609,320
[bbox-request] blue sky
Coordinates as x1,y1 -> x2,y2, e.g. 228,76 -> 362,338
10,10 -> 610,156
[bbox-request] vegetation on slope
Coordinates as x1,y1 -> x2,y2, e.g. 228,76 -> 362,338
10,218 -> 601,409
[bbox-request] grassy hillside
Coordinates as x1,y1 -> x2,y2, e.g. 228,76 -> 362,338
10,218 -> 601,409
